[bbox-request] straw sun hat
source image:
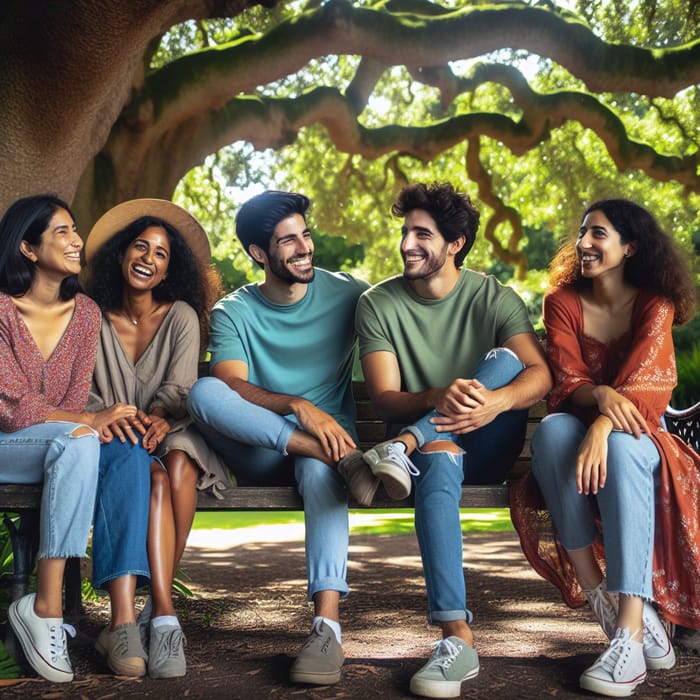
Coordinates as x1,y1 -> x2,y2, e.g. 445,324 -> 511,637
84,198 -> 211,265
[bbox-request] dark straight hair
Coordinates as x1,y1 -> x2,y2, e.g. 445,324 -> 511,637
0,193 -> 81,300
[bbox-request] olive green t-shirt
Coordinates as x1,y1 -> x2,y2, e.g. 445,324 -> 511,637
355,269 -> 534,392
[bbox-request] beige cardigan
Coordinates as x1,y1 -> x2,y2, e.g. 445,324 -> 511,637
88,300 -> 230,495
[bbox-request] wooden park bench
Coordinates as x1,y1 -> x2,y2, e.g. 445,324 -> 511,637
1,382 -> 698,618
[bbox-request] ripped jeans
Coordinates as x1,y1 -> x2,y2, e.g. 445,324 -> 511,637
0,421 -> 100,559
402,348 -> 528,624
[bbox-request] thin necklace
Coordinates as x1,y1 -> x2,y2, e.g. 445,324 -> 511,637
121,304 -> 158,326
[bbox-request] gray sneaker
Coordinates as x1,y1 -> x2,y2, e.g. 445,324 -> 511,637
137,596 -> 152,656
148,624 -> 187,678
410,636 -> 479,698
362,441 -> 419,500
289,620 -> 344,685
95,623 -> 147,677
338,449 -> 379,506
8,593 -> 75,683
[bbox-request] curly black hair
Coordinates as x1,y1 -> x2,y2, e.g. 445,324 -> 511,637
85,216 -> 222,346
391,182 -> 480,268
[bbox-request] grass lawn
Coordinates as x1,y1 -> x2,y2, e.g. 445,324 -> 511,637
192,508 -> 514,535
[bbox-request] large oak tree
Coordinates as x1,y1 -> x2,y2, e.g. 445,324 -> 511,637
1,0 -> 698,278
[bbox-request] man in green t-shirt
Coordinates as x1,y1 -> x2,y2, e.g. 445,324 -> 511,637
354,182 -> 552,699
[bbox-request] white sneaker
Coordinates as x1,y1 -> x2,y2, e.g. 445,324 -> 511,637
583,578 -> 618,640
642,601 -> 676,670
362,441 -> 420,500
579,627 -> 647,697
8,593 -> 75,683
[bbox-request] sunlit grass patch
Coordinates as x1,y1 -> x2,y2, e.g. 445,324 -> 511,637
192,508 -> 514,535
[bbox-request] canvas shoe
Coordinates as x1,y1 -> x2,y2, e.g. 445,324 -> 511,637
289,619 -> 344,685
337,449 -> 379,506
583,578 -> 618,640
137,596 -> 152,655
8,592 -> 75,683
361,441 -> 420,500
95,622 -> 147,677
148,623 -> 187,678
642,601 -> 676,670
410,636 -> 479,698
579,627 -> 647,697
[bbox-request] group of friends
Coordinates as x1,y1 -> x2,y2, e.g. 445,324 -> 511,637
0,182 -> 698,699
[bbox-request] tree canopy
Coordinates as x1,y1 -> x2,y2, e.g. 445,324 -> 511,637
1,0 -> 698,289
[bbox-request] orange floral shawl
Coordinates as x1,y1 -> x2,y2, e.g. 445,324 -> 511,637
510,286 -> 700,628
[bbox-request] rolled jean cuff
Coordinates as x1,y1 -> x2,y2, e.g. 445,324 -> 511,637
428,607 -> 473,625
307,576 -> 350,602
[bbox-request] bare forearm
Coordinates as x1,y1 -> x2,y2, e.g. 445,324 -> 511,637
491,364 -> 553,412
227,376 -> 303,417
372,387 -> 443,425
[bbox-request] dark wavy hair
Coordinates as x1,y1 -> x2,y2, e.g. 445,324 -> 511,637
0,194 -> 81,300
549,198 -> 696,325
85,216 -> 223,348
235,190 -> 311,268
391,182 -> 480,268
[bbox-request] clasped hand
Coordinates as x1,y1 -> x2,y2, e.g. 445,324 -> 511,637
93,404 -> 170,453
292,399 -> 355,462
429,378 -> 504,435
576,388 -> 649,495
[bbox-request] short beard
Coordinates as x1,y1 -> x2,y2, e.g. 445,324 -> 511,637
268,254 -> 315,285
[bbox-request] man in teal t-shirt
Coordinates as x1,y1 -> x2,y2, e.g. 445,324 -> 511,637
354,182 -> 552,699
187,190 -> 369,687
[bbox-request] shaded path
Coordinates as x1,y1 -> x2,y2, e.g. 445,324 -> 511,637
2,528 -> 699,698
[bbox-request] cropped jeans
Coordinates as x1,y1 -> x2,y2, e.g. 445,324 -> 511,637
188,377 -> 349,601
0,421 -> 99,559
532,412 -> 660,599
91,438 -> 152,589
402,348 -> 528,625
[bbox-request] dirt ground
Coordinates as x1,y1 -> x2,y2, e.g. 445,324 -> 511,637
2,526 -> 699,699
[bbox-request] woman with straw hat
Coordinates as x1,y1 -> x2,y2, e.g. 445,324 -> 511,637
83,198 -> 226,679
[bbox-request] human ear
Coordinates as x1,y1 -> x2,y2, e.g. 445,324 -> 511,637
19,240 -> 38,262
249,244 -> 267,266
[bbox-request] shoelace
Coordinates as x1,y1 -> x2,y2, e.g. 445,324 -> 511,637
642,605 -> 668,648
154,628 -> 185,659
386,443 -> 420,476
49,622 -> 75,663
593,632 -> 628,674
426,638 -> 461,670
585,584 -> 617,639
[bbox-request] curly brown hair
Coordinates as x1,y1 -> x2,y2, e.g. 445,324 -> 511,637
549,199 -> 696,325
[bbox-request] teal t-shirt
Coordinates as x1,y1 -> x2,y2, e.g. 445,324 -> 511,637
355,269 -> 534,392
209,268 -> 370,434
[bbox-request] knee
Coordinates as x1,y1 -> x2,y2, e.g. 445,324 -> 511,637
165,452 -> 198,490
150,465 -> 171,501
422,439 -> 461,455
187,377 -> 218,417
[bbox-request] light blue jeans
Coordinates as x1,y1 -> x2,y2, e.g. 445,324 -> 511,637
531,412 -> 660,599
91,438 -> 152,589
0,421 -> 100,559
402,348 -> 528,624
187,377 -> 349,601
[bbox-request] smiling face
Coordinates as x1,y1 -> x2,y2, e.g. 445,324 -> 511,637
263,213 -> 315,285
400,209 -> 451,281
120,225 -> 171,290
576,209 -> 634,280
21,207 -> 83,281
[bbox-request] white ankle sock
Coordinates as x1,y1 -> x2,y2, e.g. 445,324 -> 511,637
313,616 -> 341,643
152,615 -> 180,629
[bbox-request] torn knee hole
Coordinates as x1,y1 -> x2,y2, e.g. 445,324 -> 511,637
422,440 -> 462,455
70,426 -> 97,438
